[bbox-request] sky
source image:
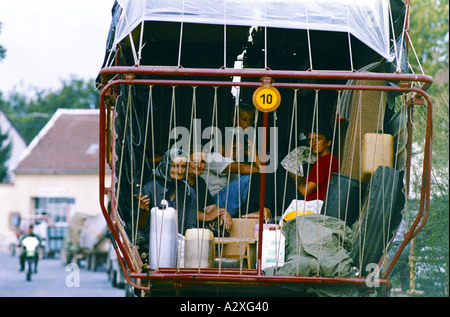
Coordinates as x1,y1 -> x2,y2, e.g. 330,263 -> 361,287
0,0 -> 115,97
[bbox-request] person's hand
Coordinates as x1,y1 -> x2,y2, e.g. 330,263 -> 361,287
241,213 -> 258,219
136,194 -> 150,212
203,204 -> 217,214
199,205 -> 223,222
241,208 -> 271,221
221,211 -> 233,231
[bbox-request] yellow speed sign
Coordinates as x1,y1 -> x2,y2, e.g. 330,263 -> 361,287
252,85 -> 281,112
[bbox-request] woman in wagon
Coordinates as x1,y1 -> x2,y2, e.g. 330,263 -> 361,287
186,146 -> 233,237
136,148 -> 197,250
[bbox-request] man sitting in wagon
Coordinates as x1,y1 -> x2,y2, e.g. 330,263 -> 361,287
270,124 -> 339,219
200,103 -> 272,220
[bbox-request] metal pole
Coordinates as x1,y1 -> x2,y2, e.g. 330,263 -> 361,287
257,111 -> 269,275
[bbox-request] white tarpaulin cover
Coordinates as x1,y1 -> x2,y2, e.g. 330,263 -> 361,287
114,0 -> 394,61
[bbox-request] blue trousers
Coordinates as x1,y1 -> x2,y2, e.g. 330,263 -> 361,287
214,175 -> 250,218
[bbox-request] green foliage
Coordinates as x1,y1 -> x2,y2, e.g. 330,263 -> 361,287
0,128 -> 12,182
409,0 -> 449,77
390,0 -> 449,291
406,85 -> 449,296
410,196 -> 449,296
0,77 -> 100,144
394,1 -> 450,296
0,22 -> 6,61
412,87 -> 449,197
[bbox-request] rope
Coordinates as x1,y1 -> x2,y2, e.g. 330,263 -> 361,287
129,90 -> 135,246
206,87 -> 225,272
346,6 -> 354,71
335,91 -> 346,276
230,103 -> 245,271
281,89 -> 298,216
354,89 -> 385,273
264,0 -> 268,69
388,0 -> 400,72
406,31 -> 426,77
115,89 -> 131,238
134,86 -> 153,245
224,0 -> 227,68
120,3 -> 139,65
320,91 -> 346,276
242,107 -> 259,272
177,0 -> 185,67
396,3 -> 409,72
294,89 -> 319,275
345,90 -> 363,271
153,85 -> 177,270
137,21 -> 145,65
128,33 -> 139,66
305,4 -> 313,70
383,96 -> 407,262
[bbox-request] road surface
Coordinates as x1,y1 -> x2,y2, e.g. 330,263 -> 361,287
0,251 -> 126,297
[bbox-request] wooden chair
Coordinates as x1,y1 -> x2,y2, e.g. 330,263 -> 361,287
214,218 -> 259,269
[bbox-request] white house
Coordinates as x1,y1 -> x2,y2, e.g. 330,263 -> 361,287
0,109 -> 111,251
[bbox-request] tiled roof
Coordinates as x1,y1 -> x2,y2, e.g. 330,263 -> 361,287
15,109 -> 107,174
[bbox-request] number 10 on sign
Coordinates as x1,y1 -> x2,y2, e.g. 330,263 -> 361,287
252,86 -> 281,112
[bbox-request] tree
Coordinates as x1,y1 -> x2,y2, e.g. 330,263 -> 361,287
409,0 -> 449,77
0,21 -> 10,182
408,0 -> 449,294
0,77 -> 100,144
387,1 -> 449,296
0,127 -> 12,182
408,88 -> 449,296
0,22 -> 6,61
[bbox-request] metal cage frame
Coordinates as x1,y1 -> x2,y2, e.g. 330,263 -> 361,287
98,66 -> 432,296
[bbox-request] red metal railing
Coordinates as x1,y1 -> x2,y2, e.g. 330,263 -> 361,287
98,66 -> 433,294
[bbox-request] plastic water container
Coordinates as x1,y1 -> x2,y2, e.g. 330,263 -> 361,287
177,234 -> 185,268
361,132 -> 393,182
149,200 -> 178,270
184,228 -> 215,268
256,224 -> 285,270
253,223 -> 279,239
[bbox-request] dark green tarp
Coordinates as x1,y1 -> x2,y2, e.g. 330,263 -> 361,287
264,166 -> 404,297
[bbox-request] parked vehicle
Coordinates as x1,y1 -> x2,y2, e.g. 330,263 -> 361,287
107,246 -> 126,289
43,224 -> 67,258
62,212 -> 110,270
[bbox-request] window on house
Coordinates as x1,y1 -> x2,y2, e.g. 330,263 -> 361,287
33,197 -> 75,223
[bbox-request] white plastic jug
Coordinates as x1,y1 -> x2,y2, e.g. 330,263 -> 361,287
184,228 -> 215,268
259,225 -> 285,270
149,200 -> 178,270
